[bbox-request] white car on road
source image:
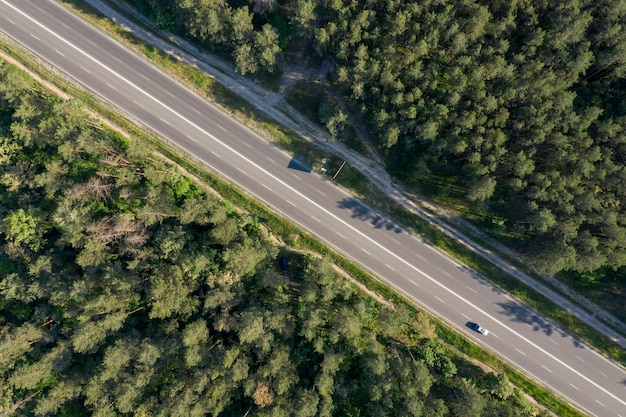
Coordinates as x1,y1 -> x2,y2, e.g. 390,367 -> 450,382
471,323 -> 489,335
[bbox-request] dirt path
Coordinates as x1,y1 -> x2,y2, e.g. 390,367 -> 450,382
80,0 -> 626,348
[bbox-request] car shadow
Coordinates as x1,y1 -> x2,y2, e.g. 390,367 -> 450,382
466,321 -> 479,331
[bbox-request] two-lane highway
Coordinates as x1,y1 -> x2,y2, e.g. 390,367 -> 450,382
1,1 -> 625,415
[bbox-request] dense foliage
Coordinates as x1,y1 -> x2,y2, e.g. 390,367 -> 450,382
309,0 -> 626,277
135,0 -> 626,278
0,62 -> 545,416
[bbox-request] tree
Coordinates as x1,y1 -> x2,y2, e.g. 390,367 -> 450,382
449,378 -> 486,417
75,238 -> 110,268
293,389 -> 320,417
210,216 -> 240,246
34,159 -> 68,198
236,309 -> 265,345
183,319 -> 210,367
2,208 -> 44,251
148,265 -> 199,319
152,224 -> 186,259
254,25 -> 281,72
423,398 -> 448,417
0,323 -> 45,371
314,351 -> 343,415
222,237 -> 276,277
0,63 -> 34,106
484,372 -> 513,400
318,98 -> 347,139
467,176 -> 497,202
234,44 -> 258,75
33,380 -> 83,416
178,196 -> 211,224
0,136 -> 21,165
10,343 -> 71,390
176,0 -> 228,44
252,381 -> 274,407
292,0 -> 318,38
99,339 -> 133,382
71,311 -> 127,354
230,7 -> 254,43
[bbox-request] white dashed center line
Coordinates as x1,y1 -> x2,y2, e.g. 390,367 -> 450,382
311,216 -> 321,223
542,366 -> 552,373
515,348 -> 526,356
158,117 -> 169,125
210,151 -> 221,158
570,384 -> 580,391
185,135 -> 197,143
361,248 -> 371,255
434,296 -> 445,303
236,168 -> 246,175
30,33 -> 40,40
286,200 -> 295,207
385,264 -> 395,271
262,184 -> 271,191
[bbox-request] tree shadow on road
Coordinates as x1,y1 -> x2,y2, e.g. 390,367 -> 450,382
336,197 -> 403,233
496,300 -> 585,348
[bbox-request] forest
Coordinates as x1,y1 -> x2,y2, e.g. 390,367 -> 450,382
0,61 -> 549,416
133,0 -> 626,280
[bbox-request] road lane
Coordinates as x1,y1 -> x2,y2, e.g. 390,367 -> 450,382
1,1 -> 625,415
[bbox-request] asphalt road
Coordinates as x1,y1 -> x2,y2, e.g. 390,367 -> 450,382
1,1 -> 625,415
